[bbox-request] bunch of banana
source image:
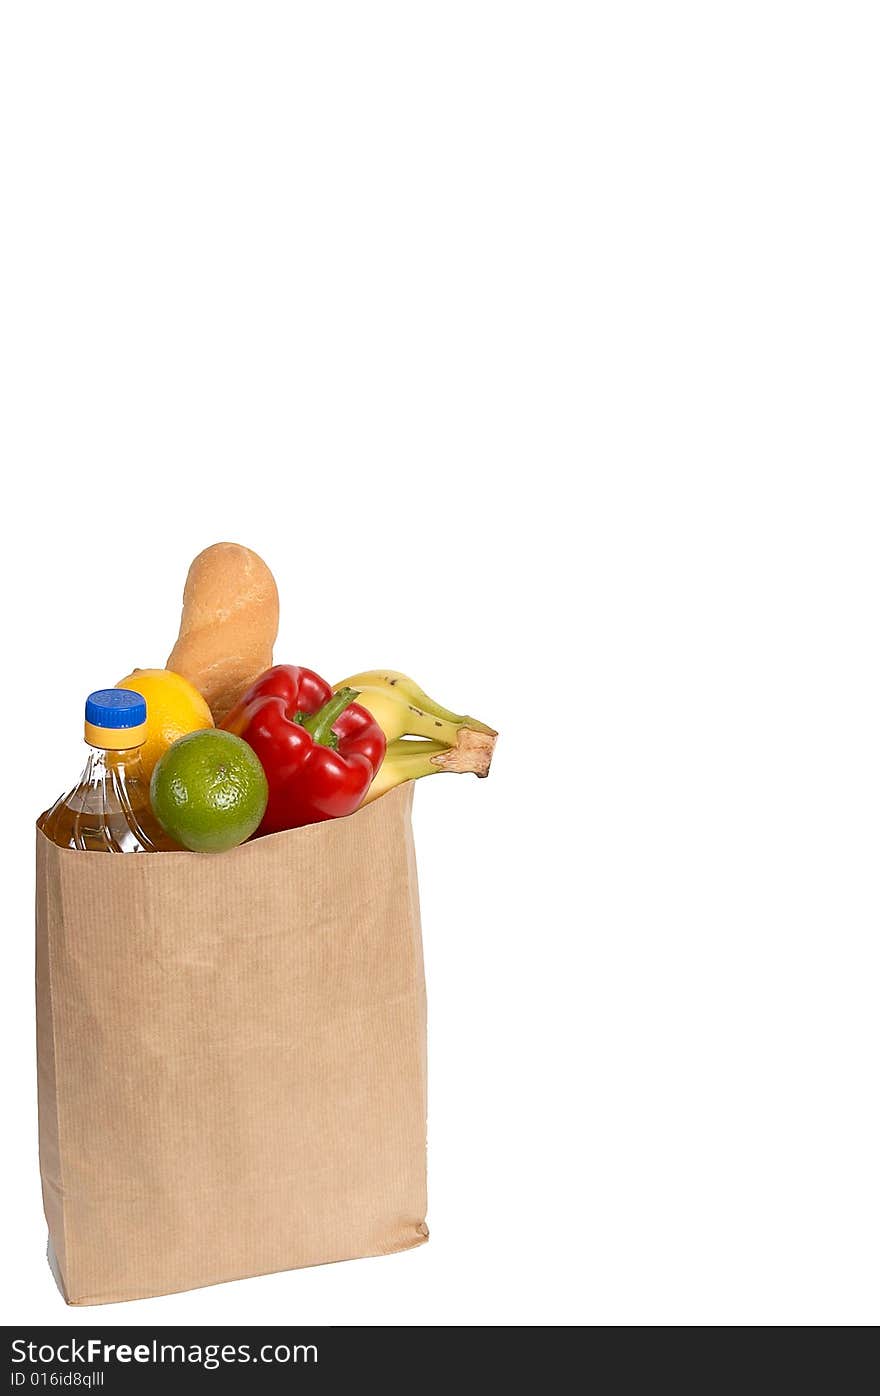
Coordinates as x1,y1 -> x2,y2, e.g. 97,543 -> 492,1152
333,670 -> 497,806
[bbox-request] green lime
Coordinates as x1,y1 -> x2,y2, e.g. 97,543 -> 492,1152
150,729 -> 268,852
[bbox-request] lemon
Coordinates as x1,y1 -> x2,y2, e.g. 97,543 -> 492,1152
117,668 -> 214,778
150,730 -> 268,853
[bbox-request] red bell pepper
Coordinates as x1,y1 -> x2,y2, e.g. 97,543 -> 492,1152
222,665 -> 386,834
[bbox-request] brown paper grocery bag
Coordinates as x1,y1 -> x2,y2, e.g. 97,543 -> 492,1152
35,781 -> 428,1305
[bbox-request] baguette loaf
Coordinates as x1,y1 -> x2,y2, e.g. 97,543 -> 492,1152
167,543 -> 279,723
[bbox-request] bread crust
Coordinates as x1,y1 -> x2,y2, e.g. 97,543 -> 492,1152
167,543 -> 279,723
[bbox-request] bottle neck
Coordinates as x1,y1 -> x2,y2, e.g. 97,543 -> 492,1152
84,744 -> 147,778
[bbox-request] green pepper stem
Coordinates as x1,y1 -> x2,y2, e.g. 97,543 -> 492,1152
299,687 -> 360,747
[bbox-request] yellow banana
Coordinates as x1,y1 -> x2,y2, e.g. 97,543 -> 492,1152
338,683 -> 463,745
334,670 -> 497,742
361,736 -> 495,806
337,670 -> 497,808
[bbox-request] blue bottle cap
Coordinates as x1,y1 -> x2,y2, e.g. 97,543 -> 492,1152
85,689 -> 147,729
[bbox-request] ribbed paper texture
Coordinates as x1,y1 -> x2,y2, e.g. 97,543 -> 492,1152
35,781 -> 428,1305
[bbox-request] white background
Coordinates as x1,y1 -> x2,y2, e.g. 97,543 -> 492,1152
1,2 -> 877,1327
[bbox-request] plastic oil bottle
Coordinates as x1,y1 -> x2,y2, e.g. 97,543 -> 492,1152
38,690 -> 180,852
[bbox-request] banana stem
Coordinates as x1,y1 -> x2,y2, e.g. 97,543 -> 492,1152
387,739 -> 449,779
431,726 -> 495,776
403,704 -> 464,745
413,698 -> 496,737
